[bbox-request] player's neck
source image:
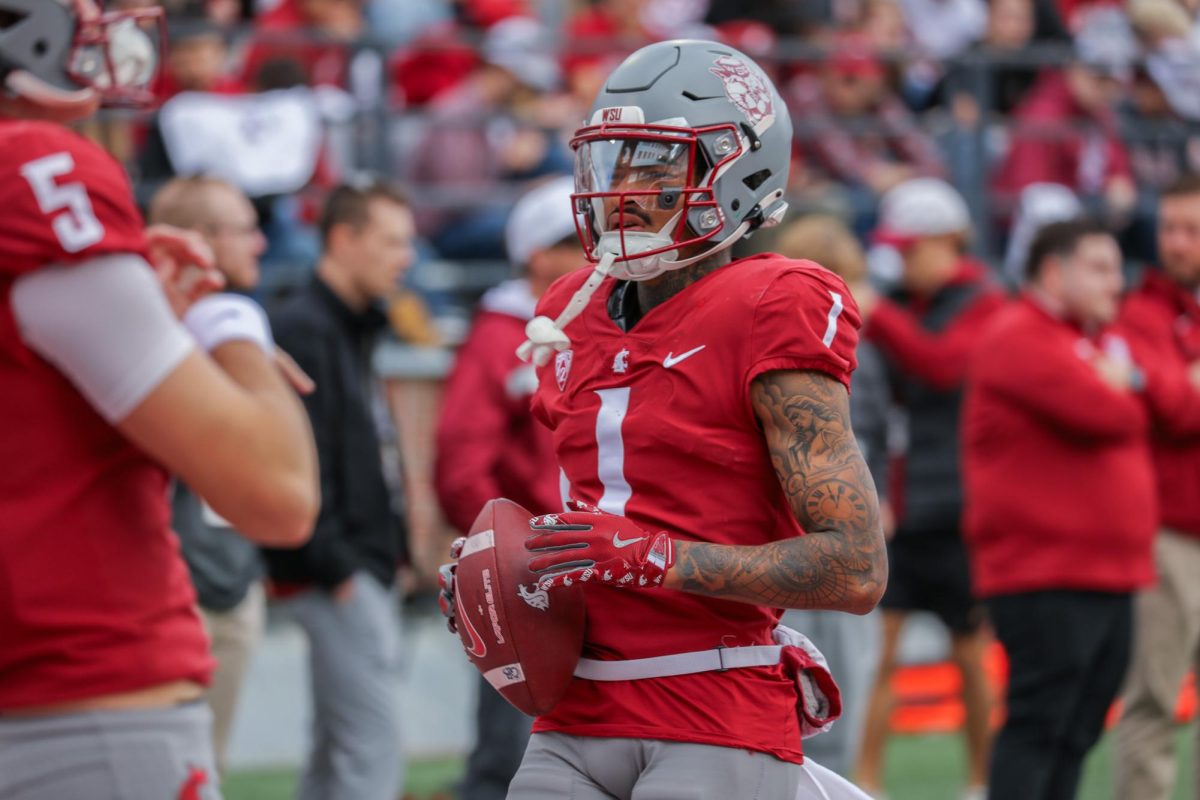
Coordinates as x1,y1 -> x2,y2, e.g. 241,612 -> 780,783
635,251 -> 731,315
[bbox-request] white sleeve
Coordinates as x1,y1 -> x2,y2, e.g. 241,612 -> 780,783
11,254 -> 196,424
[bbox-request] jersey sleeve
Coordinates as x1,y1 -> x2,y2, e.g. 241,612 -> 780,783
745,265 -> 861,391
0,122 -> 147,276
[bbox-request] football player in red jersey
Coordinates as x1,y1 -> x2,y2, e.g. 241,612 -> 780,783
446,40 -> 887,799
0,3 -> 318,799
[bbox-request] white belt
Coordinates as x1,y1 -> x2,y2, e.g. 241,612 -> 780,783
574,645 -> 784,681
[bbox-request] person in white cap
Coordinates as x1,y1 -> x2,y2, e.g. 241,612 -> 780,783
853,178 -> 1006,800
433,175 -> 583,800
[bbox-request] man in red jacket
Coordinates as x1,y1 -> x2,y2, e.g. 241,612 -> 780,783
434,175 -> 580,800
1114,174 -> 1200,800
964,218 -> 1157,800
854,178 -> 1004,799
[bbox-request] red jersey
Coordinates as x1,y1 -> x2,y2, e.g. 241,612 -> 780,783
0,120 -> 212,709
1119,271 -> 1200,537
530,254 -> 861,763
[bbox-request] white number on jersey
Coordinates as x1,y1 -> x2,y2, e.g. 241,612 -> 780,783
20,153 -> 106,254
594,387 -> 632,515
822,290 -> 844,348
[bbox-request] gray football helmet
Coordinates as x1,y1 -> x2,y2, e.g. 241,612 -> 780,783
0,0 -> 162,108
571,39 -> 792,281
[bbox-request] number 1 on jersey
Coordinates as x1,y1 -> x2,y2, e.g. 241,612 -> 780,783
20,152 -> 106,254
594,387 -> 632,516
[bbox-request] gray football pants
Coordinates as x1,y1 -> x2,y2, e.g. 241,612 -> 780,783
0,701 -> 221,800
283,571 -> 404,800
507,731 -> 872,800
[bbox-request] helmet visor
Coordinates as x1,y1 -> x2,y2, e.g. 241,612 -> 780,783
574,134 -> 693,210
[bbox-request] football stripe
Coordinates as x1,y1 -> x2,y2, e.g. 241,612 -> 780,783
483,662 -> 526,690
460,528 -> 495,559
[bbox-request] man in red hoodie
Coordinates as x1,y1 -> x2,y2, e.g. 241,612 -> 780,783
1114,174 -> 1200,800
434,175 -> 580,800
964,218 -> 1157,800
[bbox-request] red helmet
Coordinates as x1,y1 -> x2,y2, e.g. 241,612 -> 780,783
0,0 -> 163,115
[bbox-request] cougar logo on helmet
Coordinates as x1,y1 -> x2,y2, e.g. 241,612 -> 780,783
709,55 -> 774,128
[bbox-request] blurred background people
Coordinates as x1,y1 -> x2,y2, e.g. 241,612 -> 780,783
149,175 -> 270,773
854,178 -> 1004,800
964,218 -> 1156,800
434,175 -> 580,800
775,214 -> 890,779
991,10 -> 1138,227
265,179 -> 416,800
406,17 -> 569,260
1115,175 -> 1200,800
788,34 -> 945,233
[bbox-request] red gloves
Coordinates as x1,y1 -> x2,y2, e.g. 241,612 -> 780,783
525,500 -> 675,590
437,536 -> 466,633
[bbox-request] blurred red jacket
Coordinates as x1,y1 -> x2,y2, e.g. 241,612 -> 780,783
434,280 -> 562,533
1119,270 -> 1200,537
963,296 -> 1157,597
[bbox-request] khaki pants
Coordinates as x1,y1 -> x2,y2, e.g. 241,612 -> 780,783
1115,529 -> 1200,800
200,581 -> 266,772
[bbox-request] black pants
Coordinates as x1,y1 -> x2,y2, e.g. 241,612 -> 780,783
461,674 -> 533,800
986,590 -> 1133,800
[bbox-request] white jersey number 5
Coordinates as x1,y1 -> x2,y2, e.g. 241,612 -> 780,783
20,153 -> 106,254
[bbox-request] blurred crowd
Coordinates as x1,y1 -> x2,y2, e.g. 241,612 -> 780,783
74,1 -> 1200,799
93,0 -> 1200,322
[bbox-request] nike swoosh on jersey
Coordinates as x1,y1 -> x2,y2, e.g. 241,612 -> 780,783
612,532 -> 648,548
662,345 -> 706,368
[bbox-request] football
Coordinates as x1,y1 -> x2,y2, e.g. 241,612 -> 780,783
453,498 -> 586,716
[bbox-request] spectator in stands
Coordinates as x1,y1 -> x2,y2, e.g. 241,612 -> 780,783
853,178 -> 1004,800
155,20 -> 243,102
148,176 -> 270,773
964,218 -> 1156,800
1115,175 -> 1200,800
265,180 -> 415,800
947,0 -> 1042,121
242,0 -> 365,89
775,214 -> 890,780
991,9 -> 1138,223
434,176 -> 580,800
407,16 -> 569,260
788,34 -> 945,232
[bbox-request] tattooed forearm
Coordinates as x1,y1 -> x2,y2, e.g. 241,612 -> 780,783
666,370 -> 887,613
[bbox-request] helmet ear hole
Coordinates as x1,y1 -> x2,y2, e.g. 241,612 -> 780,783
742,168 -> 771,192
33,38 -> 48,57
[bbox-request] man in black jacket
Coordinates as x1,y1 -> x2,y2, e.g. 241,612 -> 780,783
266,179 -> 414,800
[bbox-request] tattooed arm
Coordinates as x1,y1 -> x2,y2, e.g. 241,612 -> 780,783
663,370 -> 887,614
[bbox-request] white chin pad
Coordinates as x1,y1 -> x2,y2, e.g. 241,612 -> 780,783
596,231 -> 679,282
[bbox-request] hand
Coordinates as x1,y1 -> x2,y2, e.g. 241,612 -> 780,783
1093,354 -> 1134,392
1104,177 -> 1137,226
525,500 -> 674,590
145,224 -> 222,317
1187,360 -> 1200,391
275,347 -> 315,395
332,575 -> 356,604
437,536 -> 466,633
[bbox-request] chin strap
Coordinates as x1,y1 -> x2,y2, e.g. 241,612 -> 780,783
516,251 -> 617,366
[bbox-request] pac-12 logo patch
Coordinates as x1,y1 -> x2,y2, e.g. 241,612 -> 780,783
709,55 -> 774,128
555,350 -> 573,391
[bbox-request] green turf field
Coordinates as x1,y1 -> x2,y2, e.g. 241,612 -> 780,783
222,726 -> 1195,799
